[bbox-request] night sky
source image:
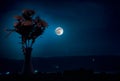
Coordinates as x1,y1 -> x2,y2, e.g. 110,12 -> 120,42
0,0 -> 120,59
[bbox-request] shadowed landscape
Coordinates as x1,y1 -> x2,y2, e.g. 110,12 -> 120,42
1,55 -> 120,73
1,55 -> 120,80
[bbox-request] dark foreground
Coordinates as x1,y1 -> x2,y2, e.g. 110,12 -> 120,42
0,69 -> 120,81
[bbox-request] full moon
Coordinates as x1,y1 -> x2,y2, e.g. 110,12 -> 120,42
55,27 -> 64,36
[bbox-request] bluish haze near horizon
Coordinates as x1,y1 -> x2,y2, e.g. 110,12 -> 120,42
0,0 -> 120,59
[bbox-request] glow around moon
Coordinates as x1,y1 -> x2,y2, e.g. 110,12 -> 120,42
55,27 -> 64,36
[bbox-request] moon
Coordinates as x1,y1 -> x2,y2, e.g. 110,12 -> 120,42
55,27 -> 64,36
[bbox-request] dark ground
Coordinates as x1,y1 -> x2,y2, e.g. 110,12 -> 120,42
0,55 -> 120,81
0,69 -> 120,81
0,55 -> 120,73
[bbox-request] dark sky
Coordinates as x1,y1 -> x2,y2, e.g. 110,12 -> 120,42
0,0 -> 120,59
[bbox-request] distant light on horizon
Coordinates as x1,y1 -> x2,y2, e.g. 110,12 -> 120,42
55,65 -> 59,69
6,72 -> 10,75
34,70 -> 38,73
92,58 -> 95,62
